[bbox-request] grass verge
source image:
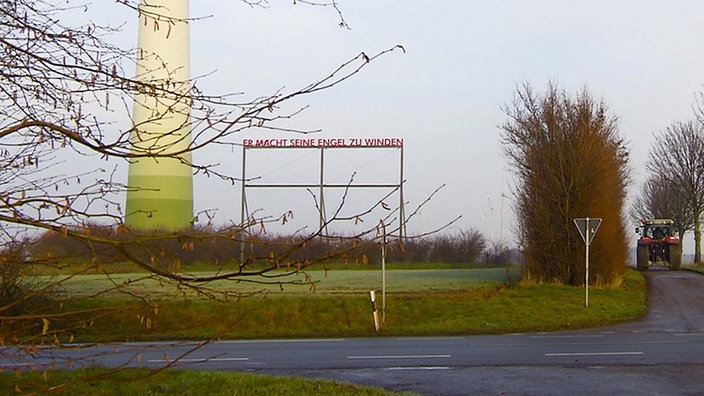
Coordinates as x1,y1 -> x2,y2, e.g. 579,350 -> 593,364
0,367 -> 417,395
53,270 -> 646,342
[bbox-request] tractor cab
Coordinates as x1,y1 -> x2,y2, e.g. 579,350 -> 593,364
635,219 -> 681,271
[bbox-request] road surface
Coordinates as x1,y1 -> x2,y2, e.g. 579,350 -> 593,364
3,270 -> 704,395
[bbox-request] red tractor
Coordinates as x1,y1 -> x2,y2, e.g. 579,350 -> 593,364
635,219 -> 681,271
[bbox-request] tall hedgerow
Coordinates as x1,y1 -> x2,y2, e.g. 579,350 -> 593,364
501,83 -> 630,285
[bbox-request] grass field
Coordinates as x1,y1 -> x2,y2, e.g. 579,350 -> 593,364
44,267 -> 513,298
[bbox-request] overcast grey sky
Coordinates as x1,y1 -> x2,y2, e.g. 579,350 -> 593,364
110,1 -> 704,248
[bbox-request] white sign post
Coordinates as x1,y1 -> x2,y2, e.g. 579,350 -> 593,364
573,217 -> 602,307
380,221 -> 387,325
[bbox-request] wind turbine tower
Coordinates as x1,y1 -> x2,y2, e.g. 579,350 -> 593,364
126,0 -> 193,230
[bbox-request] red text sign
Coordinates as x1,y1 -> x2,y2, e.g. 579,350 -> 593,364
243,138 -> 404,148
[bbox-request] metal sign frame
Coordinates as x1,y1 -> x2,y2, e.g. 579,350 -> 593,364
240,143 -> 406,240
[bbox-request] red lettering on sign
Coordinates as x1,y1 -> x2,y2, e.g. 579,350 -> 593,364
243,138 -> 404,148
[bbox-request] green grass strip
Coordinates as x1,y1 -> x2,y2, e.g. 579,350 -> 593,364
0,367 -> 417,395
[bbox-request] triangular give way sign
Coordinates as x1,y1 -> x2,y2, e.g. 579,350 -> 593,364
573,217 -> 602,245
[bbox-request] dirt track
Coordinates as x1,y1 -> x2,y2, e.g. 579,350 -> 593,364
618,269 -> 704,333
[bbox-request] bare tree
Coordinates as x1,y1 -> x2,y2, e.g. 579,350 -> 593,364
630,173 -> 693,242
501,82 -> 630,285
0,0 -> 403,274
646,121 -> 704,263
0,0 -> 409,374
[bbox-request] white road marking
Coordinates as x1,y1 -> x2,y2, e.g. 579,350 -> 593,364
382,366 -> 452,371
122,339 -> 346,347
348,354 -> 451,360
0,362 -> 44,367
545,351 -> 643,357
531,335 -> 605,339
148,357 -> 249,363
219,338 -> 346,344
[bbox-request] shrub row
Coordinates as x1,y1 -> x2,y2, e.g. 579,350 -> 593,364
22,226 -> 514,269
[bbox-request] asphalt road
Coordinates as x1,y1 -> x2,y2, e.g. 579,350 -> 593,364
3,270 -> 704,395
292,269 -> 704,395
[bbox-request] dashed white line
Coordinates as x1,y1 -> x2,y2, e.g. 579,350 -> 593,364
219,338 -> 346,344
348,354 -> 451,360
545,351 -> 643,357
531,335 -> 605,339
147,357 -> 249,363
382,366 -> 452,371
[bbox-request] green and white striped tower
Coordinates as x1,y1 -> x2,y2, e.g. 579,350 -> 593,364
126,0 -> 193,230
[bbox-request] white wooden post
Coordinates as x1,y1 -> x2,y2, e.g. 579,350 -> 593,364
585,217 -> 590,307
370,290 -> 380,332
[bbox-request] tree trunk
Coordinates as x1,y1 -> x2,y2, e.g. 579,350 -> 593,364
694,216 -> 701,264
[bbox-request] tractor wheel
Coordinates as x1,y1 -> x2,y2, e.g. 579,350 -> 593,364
669,244 -> 682,271
637,245 -> 650,271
